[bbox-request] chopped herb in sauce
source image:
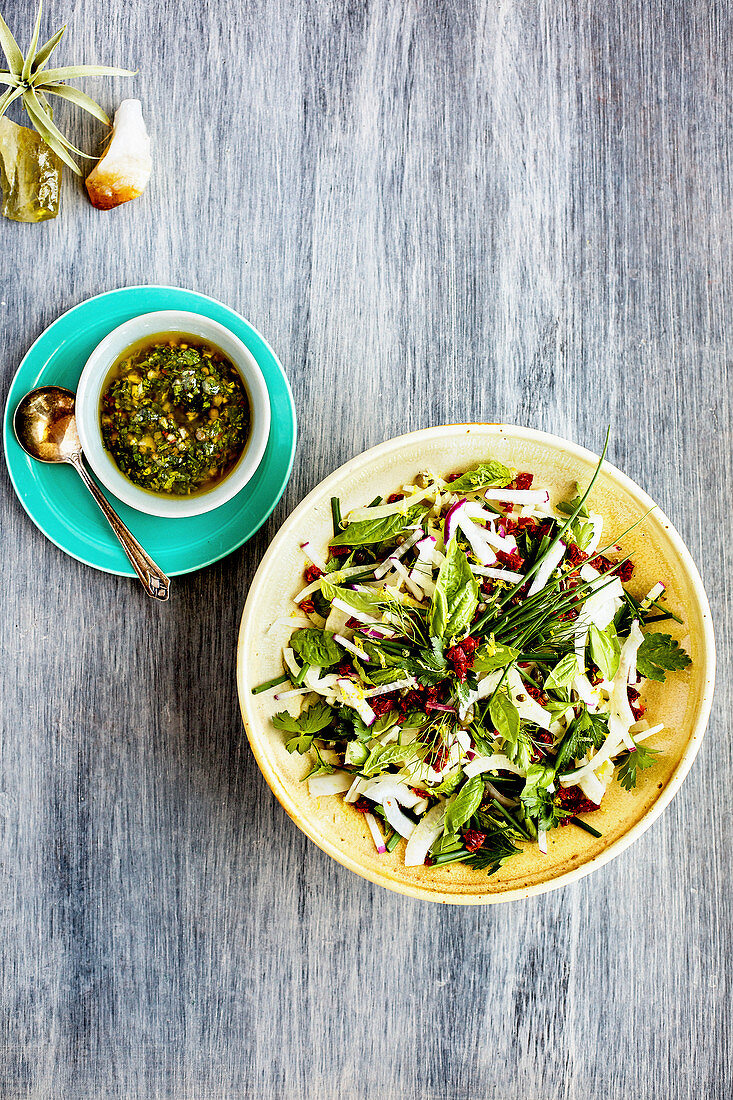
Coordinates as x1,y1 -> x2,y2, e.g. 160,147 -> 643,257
100,336 -> 250,496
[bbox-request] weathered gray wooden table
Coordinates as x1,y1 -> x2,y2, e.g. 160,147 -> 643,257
1,1 -> 730,1097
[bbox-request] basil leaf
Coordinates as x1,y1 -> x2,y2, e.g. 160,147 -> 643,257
446,460 -> 513,494
489,691 -> 521,744
319,581 -> 394,615
429,537 -> 479,643
429,767 -> 464,795
444,774 -> 484,835
636,633 -> 692,682
330,505 -> 427,547
544,654 -> 579,692
473,643 -> 519,673
588,624 -> 620,680
290,628 -> 343,668
362,742 -> 416,777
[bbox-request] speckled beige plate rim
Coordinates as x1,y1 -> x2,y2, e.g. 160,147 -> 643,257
236,424 -> 716,904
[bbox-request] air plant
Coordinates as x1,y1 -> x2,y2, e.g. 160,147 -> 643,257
0,1 -> 134,175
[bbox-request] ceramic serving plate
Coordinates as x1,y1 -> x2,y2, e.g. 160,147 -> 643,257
237,425 -> 715,904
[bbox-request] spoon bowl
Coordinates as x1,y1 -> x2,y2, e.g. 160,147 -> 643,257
13,386 -> 170,601
14,386 -> 82,464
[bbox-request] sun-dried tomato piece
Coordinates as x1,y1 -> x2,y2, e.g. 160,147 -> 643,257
446,635 -> 479,682
300,598 -> 315,614
557,785 -> 600,819
496,548 -> 525,571
463,829 -> 487,853
517,516 -> 538,532
617,560 -> 634,582
352,798 -> 371,813
512,472 -> 534,490
386,492 -> 403,503
566,543 -> 588,568
370,692 -> 399,717
304,564 -> 323,585
627,686 -> 646,721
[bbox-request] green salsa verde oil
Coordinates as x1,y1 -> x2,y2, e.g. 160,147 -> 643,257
99,333 -> 251,497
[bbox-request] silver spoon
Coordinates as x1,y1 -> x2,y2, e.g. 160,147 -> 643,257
14,386 -> 170,601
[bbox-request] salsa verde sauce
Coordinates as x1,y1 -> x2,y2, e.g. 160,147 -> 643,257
100,334 -> 251,497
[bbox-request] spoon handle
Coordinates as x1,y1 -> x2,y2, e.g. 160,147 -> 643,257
68,455 -> 171,601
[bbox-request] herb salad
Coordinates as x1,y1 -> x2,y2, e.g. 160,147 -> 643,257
254,443 -> 691,875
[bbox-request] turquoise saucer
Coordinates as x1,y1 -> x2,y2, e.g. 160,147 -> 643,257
3,286 -> 297,577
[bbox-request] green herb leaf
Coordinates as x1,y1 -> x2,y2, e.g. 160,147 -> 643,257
330,505 -> 427,547
468,831 -> 522,875
616,741 -> 659,790
345,740 -> 369,766
362,742 -> 414,777
285,732 -> 317,754
304,744 -> 336,779
520,763 -> 568,831
636,633 -> 691,682
319,581 -> 394,615
488,691 -> 520,744
401,711 -> 429,729
445,460 -> 513,494
554,708 -> 608,772
429,536 -> 479,643
544,653 -> 579,692
444,775 -> 485,835
556,486 -> 589,519
472,643 -> 519,673
429,768 -> 464,795
272,702 -> 334,738
588,623 -> 621,680
507,729 -> 535,772
290,628 -> 343,668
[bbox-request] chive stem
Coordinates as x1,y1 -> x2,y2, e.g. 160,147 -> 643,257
331,496 -> 342,537
570,817 -> 603,838
293,661 -> 311,686
385,829 -> 401,852
490,799 -> 533,840
251,673 -> 289,695
431,848 -> 470,866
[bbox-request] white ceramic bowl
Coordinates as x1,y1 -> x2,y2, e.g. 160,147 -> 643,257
76,310 -> 271,518
237,425 -> 716,904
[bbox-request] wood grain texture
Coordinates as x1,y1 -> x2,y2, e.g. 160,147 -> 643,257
0,0 -> 730,1097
